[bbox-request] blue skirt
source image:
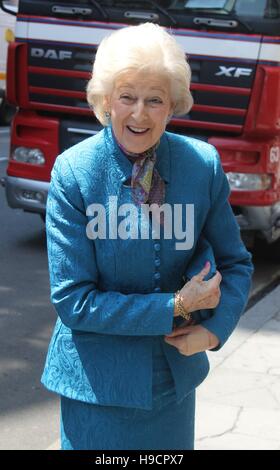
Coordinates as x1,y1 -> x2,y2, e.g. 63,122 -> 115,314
60,338 -> 195,450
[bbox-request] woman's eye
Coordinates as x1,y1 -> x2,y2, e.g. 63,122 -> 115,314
120,95 -> 134,102
149,98 -> 163,104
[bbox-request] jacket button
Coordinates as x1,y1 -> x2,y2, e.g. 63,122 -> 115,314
154,272 -> 161,280
154,287 -> 161,293
154,243 -> 160,252
154,258 -> 161,267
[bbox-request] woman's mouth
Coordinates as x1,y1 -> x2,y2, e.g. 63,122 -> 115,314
126,126 -> 149,135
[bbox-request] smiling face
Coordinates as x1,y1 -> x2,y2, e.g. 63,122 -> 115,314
104,71 -> 174,154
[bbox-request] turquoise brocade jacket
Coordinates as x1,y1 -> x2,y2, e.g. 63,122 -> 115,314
41,125 -> 253,410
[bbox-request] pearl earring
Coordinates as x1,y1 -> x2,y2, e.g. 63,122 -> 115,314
105,111 -> 111,119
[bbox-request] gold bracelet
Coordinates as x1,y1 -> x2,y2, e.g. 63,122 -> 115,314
175,290 -> 192,321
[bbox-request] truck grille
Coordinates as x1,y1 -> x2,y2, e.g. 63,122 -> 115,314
26,42 -> 253,134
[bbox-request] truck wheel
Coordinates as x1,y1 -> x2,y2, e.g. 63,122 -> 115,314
254,237 -> 280,263
0,98 -> 16,126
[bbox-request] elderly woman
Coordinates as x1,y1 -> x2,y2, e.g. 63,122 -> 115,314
41,23 -> 253,450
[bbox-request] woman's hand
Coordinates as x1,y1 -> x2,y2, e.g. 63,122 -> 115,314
174,262 -> 222,317
164,324 -> 219,356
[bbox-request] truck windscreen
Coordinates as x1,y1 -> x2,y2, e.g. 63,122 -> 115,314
84,0 -> 280,19
18,0 -> 280,35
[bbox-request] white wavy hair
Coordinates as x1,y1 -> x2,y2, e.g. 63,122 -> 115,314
86,22 -> 193,126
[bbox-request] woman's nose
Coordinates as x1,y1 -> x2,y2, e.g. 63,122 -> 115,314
131,100 -> 147,121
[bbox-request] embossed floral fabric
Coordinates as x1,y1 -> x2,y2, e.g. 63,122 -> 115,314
60,338 -> 195,450
41,125 -> 253,412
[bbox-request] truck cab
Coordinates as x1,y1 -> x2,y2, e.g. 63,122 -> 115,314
1,0 -> 280,256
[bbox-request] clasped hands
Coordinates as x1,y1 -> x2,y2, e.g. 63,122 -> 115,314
164,262 -> 222,356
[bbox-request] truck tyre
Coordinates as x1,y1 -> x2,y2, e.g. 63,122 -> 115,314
254,237 -> 280,263
0,97 -> 16,126
40,213 -> 46,224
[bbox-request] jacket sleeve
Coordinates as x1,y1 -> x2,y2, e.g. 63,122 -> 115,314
200,149 -> 254,350
46,155 -> 174,336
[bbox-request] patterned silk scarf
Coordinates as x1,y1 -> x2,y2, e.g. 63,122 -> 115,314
114,135 -> 165,208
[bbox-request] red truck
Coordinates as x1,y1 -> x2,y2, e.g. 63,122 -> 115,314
1,0 -> 280,258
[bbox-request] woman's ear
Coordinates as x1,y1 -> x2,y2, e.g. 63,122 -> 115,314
167,108 -> 174,123
103,95 -> 111,114
167,103 -> 175,122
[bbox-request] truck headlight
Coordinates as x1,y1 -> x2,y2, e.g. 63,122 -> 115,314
12,147 -> 45,165
226,172 -> 272,191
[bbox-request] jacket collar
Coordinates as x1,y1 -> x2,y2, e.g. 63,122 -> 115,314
104,125 -> 170,186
